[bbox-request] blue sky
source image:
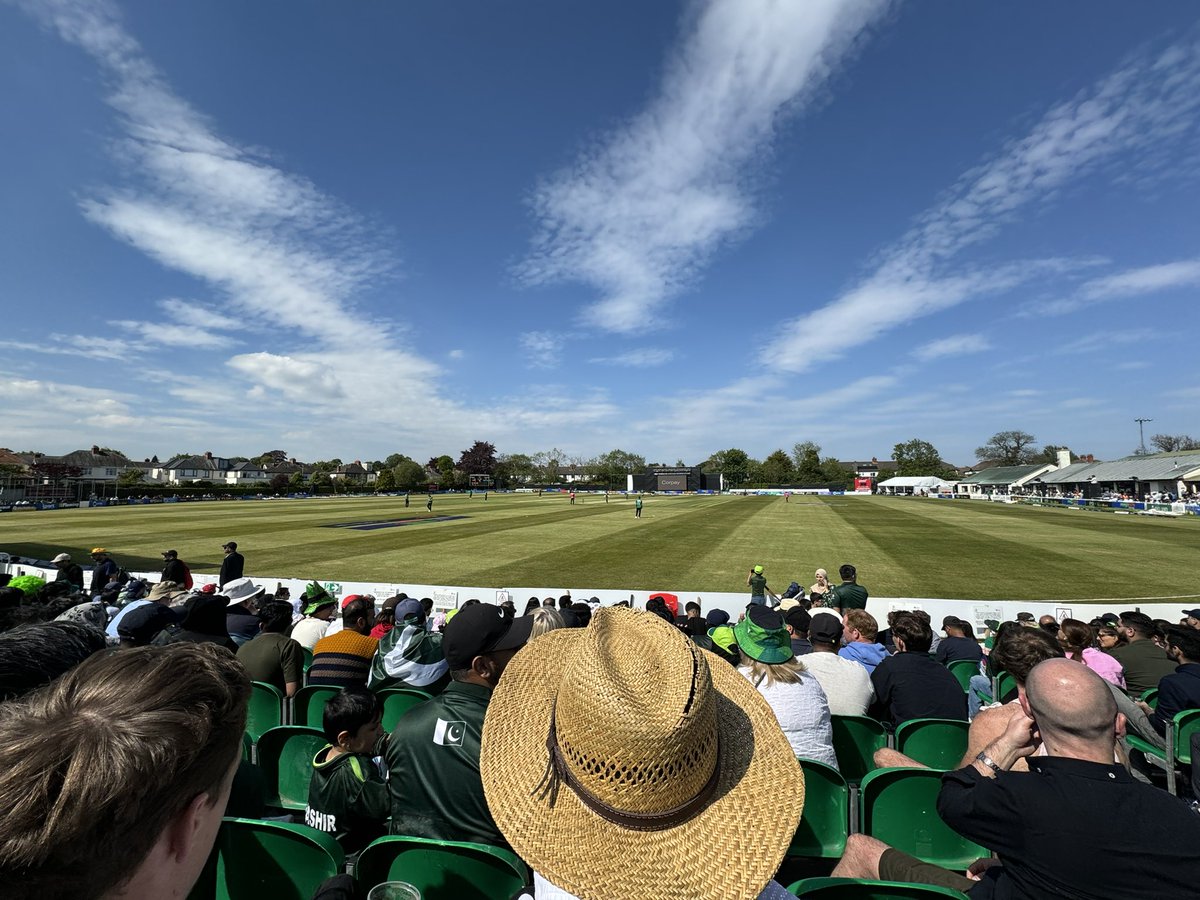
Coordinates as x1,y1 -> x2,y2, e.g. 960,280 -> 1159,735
2,0 -> 1198,466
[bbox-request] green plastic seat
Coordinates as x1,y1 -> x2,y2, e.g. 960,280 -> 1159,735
355,835 -> 529,900
1139,688 -> 1158,710
788,759 -> 849,859
293,684 -> 342,727
378,687 -> 433,732
302,647 -> 314,673
190,817 -> 344,900
256,725 -> 328,811
991,671 -> 1017,702
241,731 -> 253,762
787,876 -> 970,898
831,715 -> 888,784
246,681 -> 285,745
945,659 -> 980,692
894,719 -> 970,770
1127,708 -> 1200,795
859,767 -> 988,870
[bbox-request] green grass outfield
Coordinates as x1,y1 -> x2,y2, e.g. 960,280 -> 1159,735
2,494 -> 1197,601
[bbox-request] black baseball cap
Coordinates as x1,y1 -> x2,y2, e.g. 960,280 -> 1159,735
1182,609 -> 1200,618
442,603 -> 534,669
223,541 -> 237,550
810,615 -> 844,645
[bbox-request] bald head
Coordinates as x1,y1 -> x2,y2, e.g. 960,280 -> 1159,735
1025,658 -> 1117,750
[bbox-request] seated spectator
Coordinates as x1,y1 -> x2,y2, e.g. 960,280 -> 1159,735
1183,607 -> 1200,631
1111,611 -> 1177,695
705,608 -> 730,628
223,577 -> 266,647
106,580 -> 187,639
707,624 -> 740,666
236,600 -> 304,697
810,567 -> 833,600
734,605 -> 838,769
835,659 -> 1200,899
386,603 -> 533,846
308,595 -> 379,688
803,615 -> 875,717
1094,620 -> 1127,655
305,687 -> 389,854
522,597 -> 541,616
116,602 -> 182,648
785,606 -> 813,656
0,643 -> 250,899
684,616 -> 714,651
54,599 -> 109,631
369,598 -> 450,693
0,622 -> 108,701
152,592 -> 237,652
478,604 -> 804,900
869,613 -> 967,727
1145,626 -> 1200,737
569,602 -> 592,629
876,609 -> 902,654
531,606 -> 566,637
839,609 -> 889,674
934,617 -> 984,665
51,552 -> 84,591
370,595 -> 404,640
291,584 -> 337,650
1058,618 -> 1125,688
876,625 -> 1064,771
684,599 -> 702,619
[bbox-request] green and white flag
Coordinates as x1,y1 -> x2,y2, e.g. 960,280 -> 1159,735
368,622 -> 448,690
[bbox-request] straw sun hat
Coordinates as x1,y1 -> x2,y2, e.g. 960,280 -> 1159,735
481,605 -> 804,900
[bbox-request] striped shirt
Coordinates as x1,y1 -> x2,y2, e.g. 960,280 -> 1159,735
308,629 -> 379,687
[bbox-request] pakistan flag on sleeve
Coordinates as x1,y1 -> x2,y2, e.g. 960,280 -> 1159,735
368,621 -> 450,692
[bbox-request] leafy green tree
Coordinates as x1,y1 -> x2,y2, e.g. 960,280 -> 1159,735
759,449 -> 795,484
702,448 -> 751,488
117,468 -> 145,486
534,448 -> 568,483
791,441 -> 821,469
495,453 -> 535,486
891,438 -> 946,476
288,471 -> 306,489
375,468 -> 396,491
457,441 -> 498,476
820,457 -> 849,488
269,473 -> 290,491
393,460 -> 427,490
975,431 -> 1037,466
794,446 -> 824,484
383,452 -> 410,469
310,472 -> 332,490
1035,444 -> 1079,465
1149,434 -> 1199,453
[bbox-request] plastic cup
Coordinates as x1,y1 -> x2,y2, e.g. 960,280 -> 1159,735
367,883 -> 422,900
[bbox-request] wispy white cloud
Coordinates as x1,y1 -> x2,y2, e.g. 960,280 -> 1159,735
517,0 -> 892,332
765,33 -> 1200,367
519,331 -> 571,366
912,333 -> 991,362
1032,258 -> 1200,315
590,348 -> 676,367
1060,329 -> 1153,355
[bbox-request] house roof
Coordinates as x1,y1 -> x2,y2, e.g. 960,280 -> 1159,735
49,448 -> 130,469
164,454 -> 230,471
839,460 -> 900,472
1040,450 -> 1200,484
334,461 -> 368,475
0,448 -> 28,467
958,464 -> 1050,485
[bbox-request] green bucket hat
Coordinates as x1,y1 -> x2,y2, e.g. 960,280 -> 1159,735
302,582 -> 335,616
733,605 -> 793,664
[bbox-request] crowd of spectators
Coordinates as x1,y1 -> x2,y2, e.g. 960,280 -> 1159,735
1,545 -> 1199,900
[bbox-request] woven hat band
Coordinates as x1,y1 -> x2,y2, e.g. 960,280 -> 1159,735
533,703 -> 721,832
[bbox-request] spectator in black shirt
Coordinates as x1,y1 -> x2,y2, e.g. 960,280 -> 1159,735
869,613 -> 966,727
218,541 -> 244,588
1143,626 -> 1200,737
935,618 -> 984,665
785,607 -> 813,656
835,658 -> 1200,899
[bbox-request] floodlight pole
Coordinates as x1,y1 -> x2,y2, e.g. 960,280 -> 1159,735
1135,417 -> 1152,455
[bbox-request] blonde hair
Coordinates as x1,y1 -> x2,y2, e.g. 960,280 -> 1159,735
738,650 -> 807,688
530,606 -> 565,638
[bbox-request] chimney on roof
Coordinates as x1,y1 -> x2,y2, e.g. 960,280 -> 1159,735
204,451 -> 213,460
355,460 -> 361,466
871,456 -> 878,463
91,445 -> 100,454
1085,454 -> 1094,462
290,458 -> 297,464
1056,449 -> 1071,469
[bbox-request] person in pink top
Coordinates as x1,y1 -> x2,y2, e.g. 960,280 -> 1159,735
1059,618 -> 1125,688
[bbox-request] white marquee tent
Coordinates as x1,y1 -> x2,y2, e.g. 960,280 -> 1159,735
877,475 -> 952,495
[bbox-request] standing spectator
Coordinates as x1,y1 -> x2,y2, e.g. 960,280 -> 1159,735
803,615 -> 875,717
734,605 -> 838,768
1058,618 -> 1124,688
236,600 -> 304,698
51,553 -> 83,592
160,549 -> 192,589
1110,611 -> 1177,695
839,609 -> 889,674
746,565 -> 779,606
88,548 -> 118,598
218,541 -> 244,588
308,595 -> 379,688
934,618 -> 984,665
1144,626 -> 1200,737
292,584 -> 338,651
869,613 -> 967,727
829,563 -> 868,613
223,577 -> 266,647
385,603 -> 534,846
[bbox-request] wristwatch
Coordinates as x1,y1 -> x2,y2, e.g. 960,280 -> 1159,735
975,751 -> 1003,774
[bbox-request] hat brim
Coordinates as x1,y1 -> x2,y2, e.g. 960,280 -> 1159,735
489,613 -> 534,654
481,626 -> 804,900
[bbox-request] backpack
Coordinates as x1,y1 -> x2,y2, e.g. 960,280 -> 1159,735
180,563 -> 193,590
